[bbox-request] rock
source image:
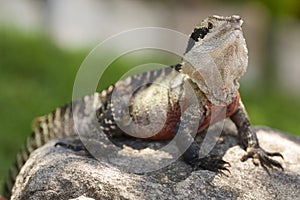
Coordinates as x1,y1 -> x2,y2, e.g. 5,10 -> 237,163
69,195 -> 95,200
11,121 -> 300,200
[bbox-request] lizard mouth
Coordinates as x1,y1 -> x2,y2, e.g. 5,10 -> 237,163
234,27 -> 242,31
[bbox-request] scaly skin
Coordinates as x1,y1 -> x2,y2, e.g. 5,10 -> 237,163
2,15 -> 283,199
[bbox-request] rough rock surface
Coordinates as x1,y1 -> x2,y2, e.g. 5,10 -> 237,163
12,121 -> 300,200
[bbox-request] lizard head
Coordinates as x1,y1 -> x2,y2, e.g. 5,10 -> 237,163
182,15 -> 248,105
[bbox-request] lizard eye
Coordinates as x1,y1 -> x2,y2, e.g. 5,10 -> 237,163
208,22 -> 213,29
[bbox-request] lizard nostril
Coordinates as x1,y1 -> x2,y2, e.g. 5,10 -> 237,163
232,15 -> 241,21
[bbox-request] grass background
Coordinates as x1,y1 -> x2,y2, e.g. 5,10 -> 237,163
0,29 -> 299,189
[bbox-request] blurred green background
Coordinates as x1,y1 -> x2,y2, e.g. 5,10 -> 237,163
1,0 -> 300,190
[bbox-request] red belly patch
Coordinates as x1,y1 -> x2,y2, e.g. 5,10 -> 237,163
146,92 -> 240,140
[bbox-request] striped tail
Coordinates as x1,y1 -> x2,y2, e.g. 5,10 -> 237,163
2,68 -> 174,198
2,91 -> 110,199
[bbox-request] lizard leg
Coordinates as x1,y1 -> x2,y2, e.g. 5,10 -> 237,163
182,140 -> 231,174
230,100 -> 283,171
174,119 -> 230,174
55,138 -> 87,151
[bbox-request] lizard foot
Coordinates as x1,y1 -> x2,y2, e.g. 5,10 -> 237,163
55,138 -> 87,151
189,155 -> 231,175
241,147 -> 284,172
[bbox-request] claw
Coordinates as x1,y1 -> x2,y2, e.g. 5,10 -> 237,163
263,156 -> 284,171
266,152 -> 284,160
242,147 -> 284,172
190,155 -> 231,174
241,153 -> 251,162
218,166 -> 231,176
224,161 -> 231,167
260,160 -> 271,175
